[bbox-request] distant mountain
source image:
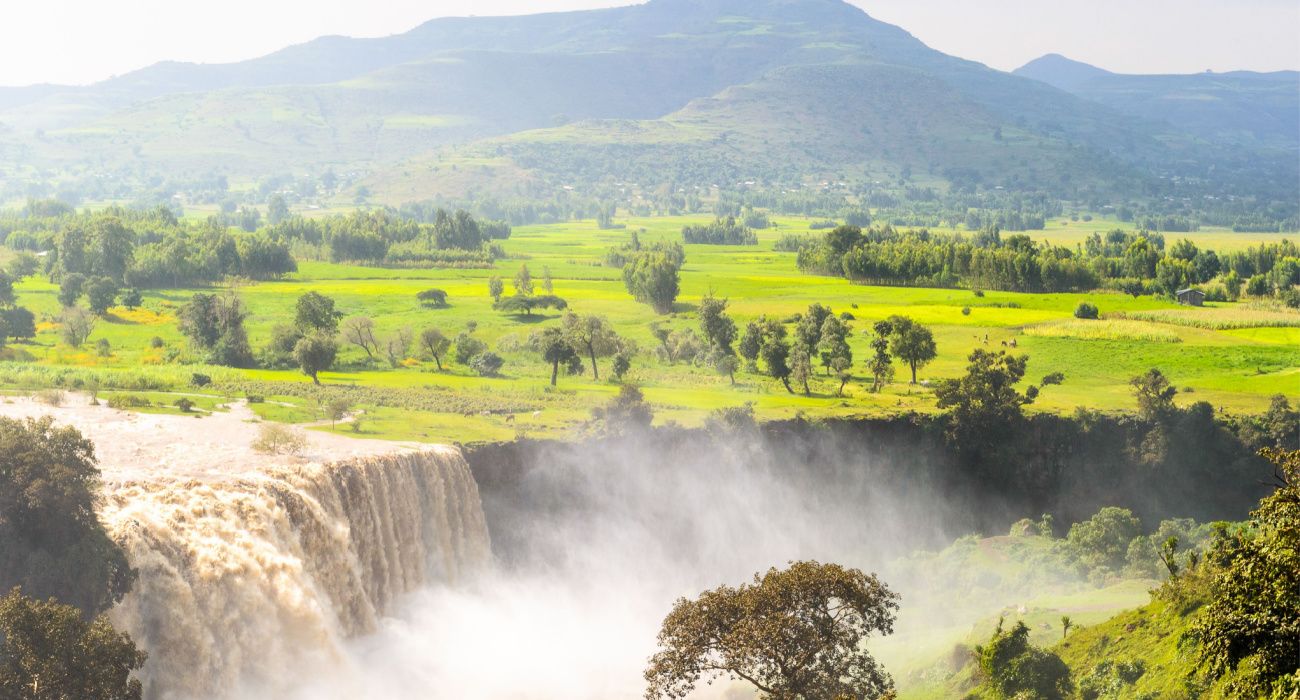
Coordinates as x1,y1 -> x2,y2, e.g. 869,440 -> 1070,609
1015,54 -> 1299,150
0,0 -> 1294,206
1014,54 -> 1113,92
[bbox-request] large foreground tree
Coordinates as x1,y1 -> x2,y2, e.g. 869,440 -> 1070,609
645,561 -> 898,700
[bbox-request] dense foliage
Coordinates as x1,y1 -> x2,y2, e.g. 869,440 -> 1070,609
0,417 -> 133,615
645,561 -> 898,700
681,217 -> 757,245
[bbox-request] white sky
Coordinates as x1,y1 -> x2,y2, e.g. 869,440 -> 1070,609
0,0 -> 1296,87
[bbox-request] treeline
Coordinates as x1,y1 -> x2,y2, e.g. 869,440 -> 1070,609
797,223 -> 1300,297
267,208 -> 509,266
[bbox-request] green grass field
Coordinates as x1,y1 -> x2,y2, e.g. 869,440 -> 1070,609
4,214 -> 1297,443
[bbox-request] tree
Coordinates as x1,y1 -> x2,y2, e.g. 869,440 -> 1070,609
58,273 -> 86,308
935,350 -> 1034,442
790,345 -> 813,396
494,294 -> 568,317
267,194 -> 289,225
59,307 -> 96,348
867,321 -> 895,393
417,289 -> 449,308
536,327 -> 580,387
794,303 -> 833,351
707,345 -> 740,385
1131,368 -> 1177,422
698,294 -> 737,352
1066,507 -> 1142,572
514,264 -> 534,297
0,417 -> 133,615
118,289 -> 142,310
738,321 -> 764,369
1190,448 -> 1300,697
85,277 -> 119,317
419,328 -> 451,370
541,265 -> 554,294
1074,302 -> 1099,320
645,561 -> 898,700
324,398 -> 351,429
759,327 -> 794,394
886,316 -> 937,384
592,384 -> 654,433
817,315 -> 852,376
488,276 -> 504,302
623,251 -> 681,314
0,589 -> 147,700
293,333 -> 338,385
177,293 -> 254,368
295,291 -> 342,333
974,620 -> 1072,700
453,332 -> 487,365
470,352 -> 505,377
562,312 -> 620,380
1,307 -> 36,345
383,327 -> 413,368
341,316 -> 379,359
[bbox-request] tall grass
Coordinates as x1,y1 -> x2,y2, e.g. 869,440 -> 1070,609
1024,320 -> 1182,343
1114,306 -> 1300,330
0,362 -> 241,392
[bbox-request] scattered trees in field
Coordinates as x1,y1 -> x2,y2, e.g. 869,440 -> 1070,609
418,328 -> 451,370
645,561 -> 898,700
178,293 -> 254,367
58,273 -> 86,308
698,294 -> 737,353
513,264 -> 534,297
85,277 -> 119,317
1131,368 -> 1178,422
293,333 -> 338,385
817,314 -> 852,376
0,588 -> 147,700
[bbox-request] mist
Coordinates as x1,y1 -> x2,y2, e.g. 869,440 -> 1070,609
260,427 -> 963,699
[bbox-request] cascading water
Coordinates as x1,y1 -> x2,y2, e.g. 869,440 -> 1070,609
100,448 -> 491,700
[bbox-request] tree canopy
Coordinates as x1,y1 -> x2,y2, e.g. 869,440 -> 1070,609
645,561 -> 898,700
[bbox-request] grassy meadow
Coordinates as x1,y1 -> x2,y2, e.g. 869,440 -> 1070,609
3,214 -> 1297,443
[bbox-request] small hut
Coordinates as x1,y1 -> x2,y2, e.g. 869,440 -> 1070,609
1176,288 -> 1206,307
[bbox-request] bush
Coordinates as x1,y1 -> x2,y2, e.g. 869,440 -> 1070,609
962,307 -> 972,316
251,424 -> 308,456
1074,302 -> 1100,320
106,394 -> 152,410
149,336 -> 165,349
173,398 -> 196,413
34,389 -> 66,406
470,352 -> 505,377
190,373 -> 212,388
95,339 -> 112,357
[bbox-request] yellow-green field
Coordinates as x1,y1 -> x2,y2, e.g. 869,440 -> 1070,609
3,215 -> 1297,443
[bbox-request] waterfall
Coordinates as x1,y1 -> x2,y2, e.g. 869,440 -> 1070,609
100,447 -> 491,700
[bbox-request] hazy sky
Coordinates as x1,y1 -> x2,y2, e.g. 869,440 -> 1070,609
1,0 -> 1296,86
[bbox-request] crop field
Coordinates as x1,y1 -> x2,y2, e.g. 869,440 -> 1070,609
3,215 -> 1297,443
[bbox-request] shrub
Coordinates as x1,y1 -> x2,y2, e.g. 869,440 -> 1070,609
34,389 -> 66,406
106,394 -> 152,410
1074,302 -> 1100,320
962,307 -> 972,316
190,373 -> 212,388
173,398 -> 196,413
251,423 -> 308,456
149,336 -> 165,349
94,339 -> 112,357
470,352 -> 505,377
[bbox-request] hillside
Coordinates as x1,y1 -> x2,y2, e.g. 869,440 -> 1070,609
1016,54 -> 1300,150
0,0 -> 1293,205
